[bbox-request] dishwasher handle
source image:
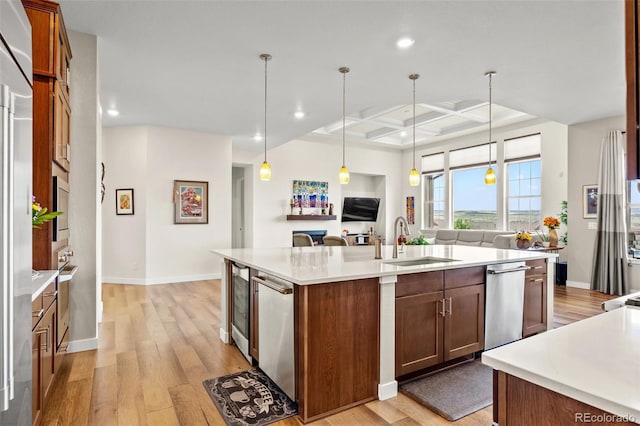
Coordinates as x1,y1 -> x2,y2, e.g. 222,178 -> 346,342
487,265 -> 531,275
253,276 -> 293,295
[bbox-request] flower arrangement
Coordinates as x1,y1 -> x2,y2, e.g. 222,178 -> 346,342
405,233 -> 430,245
515,231 -> 532,241
543,216 -> 561,229
32,196 -> 62,229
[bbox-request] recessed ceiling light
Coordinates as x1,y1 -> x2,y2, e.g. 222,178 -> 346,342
107,109 -> 119,117
400,131 -> 407,137
294,111 -> 305,119
397,38 -> 415,49
253,133 -> 263,142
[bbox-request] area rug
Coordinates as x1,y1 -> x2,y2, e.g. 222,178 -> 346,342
203,368 -> 297,426
399,360 -> 492,421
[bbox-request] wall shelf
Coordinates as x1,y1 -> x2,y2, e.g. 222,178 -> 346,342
286,215 -> 336,221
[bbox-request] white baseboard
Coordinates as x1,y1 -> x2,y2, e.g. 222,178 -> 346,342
219,328 -> 230,344
566,280 -> 590,290
378,380 -> 398,400
102,273 -> 221,285
67,337 -> 98,353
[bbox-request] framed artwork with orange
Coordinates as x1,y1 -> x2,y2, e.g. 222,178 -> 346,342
116,188 -> 134,215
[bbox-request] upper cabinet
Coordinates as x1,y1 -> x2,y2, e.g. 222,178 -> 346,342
23,0 -> 72,270
627,0 -> 640,180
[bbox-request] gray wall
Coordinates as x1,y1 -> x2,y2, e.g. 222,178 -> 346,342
68,30 -> 101,350
566,115 -> 625,287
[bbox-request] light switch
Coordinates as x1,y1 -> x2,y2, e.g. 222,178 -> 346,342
588,222 -> 598,230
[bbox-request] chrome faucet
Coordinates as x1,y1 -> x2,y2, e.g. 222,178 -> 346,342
393,216 -> 411,258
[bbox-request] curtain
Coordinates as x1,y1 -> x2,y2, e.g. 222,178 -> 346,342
591,130 -> 628,295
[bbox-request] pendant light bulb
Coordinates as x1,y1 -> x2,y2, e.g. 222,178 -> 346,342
339,67 -> 350,185
409,73 -> 420,186
485,70 -> 496,185
259,53 -> 272,181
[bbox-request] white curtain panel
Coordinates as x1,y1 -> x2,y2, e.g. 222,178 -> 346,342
591,130 -> 628,295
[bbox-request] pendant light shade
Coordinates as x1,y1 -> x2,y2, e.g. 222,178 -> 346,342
259,53 -> 272,181
409,74 -> 420,186
484,70 -> 496,185
339,67 -> 350,185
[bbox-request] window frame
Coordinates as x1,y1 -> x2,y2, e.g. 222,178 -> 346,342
505,158 -> 542,231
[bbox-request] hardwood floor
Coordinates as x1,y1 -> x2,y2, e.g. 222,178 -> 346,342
41,282 -> 616,425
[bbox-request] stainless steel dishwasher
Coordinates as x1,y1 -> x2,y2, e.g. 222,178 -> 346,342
484,262 -> 530,350
254,274 -> 295,400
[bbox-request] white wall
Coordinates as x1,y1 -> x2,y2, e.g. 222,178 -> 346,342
102,126 -> 232,284
567,115 -> 625,288
250,139 -> 404,247
68,30 -> 101,351
409,118 -> 569,237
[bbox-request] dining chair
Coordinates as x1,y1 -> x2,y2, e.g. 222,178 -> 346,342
323,235 -> 349,246
293,233 -> 314,247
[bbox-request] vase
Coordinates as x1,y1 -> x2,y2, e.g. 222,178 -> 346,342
516,239 -> 531,250
542,241 -> 551,248
548,228 -> 558,247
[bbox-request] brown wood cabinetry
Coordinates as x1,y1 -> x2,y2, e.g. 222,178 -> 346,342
22,0 -> 72,270
31,281 -> 58,426
627,0 -> 640,179
395,267 -> 485,378
523,259 -> 547,337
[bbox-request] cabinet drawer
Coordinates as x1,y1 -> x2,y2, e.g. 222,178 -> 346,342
525,259 -> 547,276
42,282 -> 57,311
444,266 -> 485,289
32,295 -> 43,330
396,271 -> 443,298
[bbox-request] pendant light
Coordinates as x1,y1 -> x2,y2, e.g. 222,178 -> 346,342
484,70 -> 496,185
409,74 -> 420,186
338,66 -> 350,185
259,53 -> 272,181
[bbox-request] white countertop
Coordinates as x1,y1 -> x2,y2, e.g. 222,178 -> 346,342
482,306 -> 640,420
211,245 -> 556,285
31,270 -> 59,301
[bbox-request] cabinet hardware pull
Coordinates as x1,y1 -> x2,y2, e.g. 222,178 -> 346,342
32,309 -> 44,318
533,278 -> 544,282
440,299 -> 446,317
448,297 -> 453,315
252,276 -> 292,295
35,326 -> 49,352
44,291 -> 58,298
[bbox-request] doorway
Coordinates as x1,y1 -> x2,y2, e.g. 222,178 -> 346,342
232,167 -> 245,248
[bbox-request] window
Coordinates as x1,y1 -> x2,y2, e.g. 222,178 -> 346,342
451,166 -> 497,229
423,173 -> 445,228
505,134 -> 542,231
507,160 -> 541,231
629,181 -> 640,230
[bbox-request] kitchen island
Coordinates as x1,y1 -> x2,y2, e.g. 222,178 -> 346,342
211,244 -> 556,423
482,306 -> 640,425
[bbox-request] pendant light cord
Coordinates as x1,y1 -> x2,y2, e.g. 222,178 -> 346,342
412,77 -> 416,169
488,72 -> 492,167
264,56 -> 268,163
342,70 -> 346,167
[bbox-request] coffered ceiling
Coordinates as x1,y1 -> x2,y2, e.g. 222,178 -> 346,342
58,0 -> 624,153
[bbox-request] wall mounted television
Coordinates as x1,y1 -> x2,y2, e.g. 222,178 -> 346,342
341,197 -> 380,222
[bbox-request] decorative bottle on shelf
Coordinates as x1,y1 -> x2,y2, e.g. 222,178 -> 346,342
397,223 -> 407,252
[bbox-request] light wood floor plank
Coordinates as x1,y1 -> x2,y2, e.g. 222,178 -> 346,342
42,281 -> 614,426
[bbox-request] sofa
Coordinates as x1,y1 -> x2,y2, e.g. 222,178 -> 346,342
421,229 -> 519,249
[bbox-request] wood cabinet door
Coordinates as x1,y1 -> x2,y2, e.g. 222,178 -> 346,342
395,291 -> 444,376
41,304 -> 56,400
523,275 -> 547,337
443,284 -> 484,361
250,272 -> 259,361
32,328 -> 42,426
54,83 -> 71,171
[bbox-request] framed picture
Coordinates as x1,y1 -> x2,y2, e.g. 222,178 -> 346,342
583,184 -> 598,218
116,188 -> 134,215
174,180 -> 208,224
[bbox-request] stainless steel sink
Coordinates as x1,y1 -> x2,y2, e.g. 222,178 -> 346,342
382,257 -> 457,267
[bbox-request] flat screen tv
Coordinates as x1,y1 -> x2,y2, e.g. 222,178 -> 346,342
341,197 -> 380,222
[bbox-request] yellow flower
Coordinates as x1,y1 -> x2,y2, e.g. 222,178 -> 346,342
195,195 -> 201,202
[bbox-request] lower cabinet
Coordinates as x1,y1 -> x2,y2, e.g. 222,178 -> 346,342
32,301 -> 56,426
395,268 -> 485,378
523,260 -> 547,337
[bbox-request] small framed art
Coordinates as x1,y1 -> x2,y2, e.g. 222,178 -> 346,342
583,184 -> 598,218
116,188 -> 134,215
174,180 -> 208,224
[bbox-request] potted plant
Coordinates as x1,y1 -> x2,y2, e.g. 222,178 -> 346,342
515,231 -> 533,249
536,230 -> 551,247
543,216 -> 561,247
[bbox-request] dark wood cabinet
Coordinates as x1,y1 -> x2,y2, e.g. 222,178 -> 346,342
627,0 -> 640,179
249,270 -> 259,361
23,0 -> 72,270
32,285 -> 57,426
523,259 -> 547,338
395,268 -> 485,378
